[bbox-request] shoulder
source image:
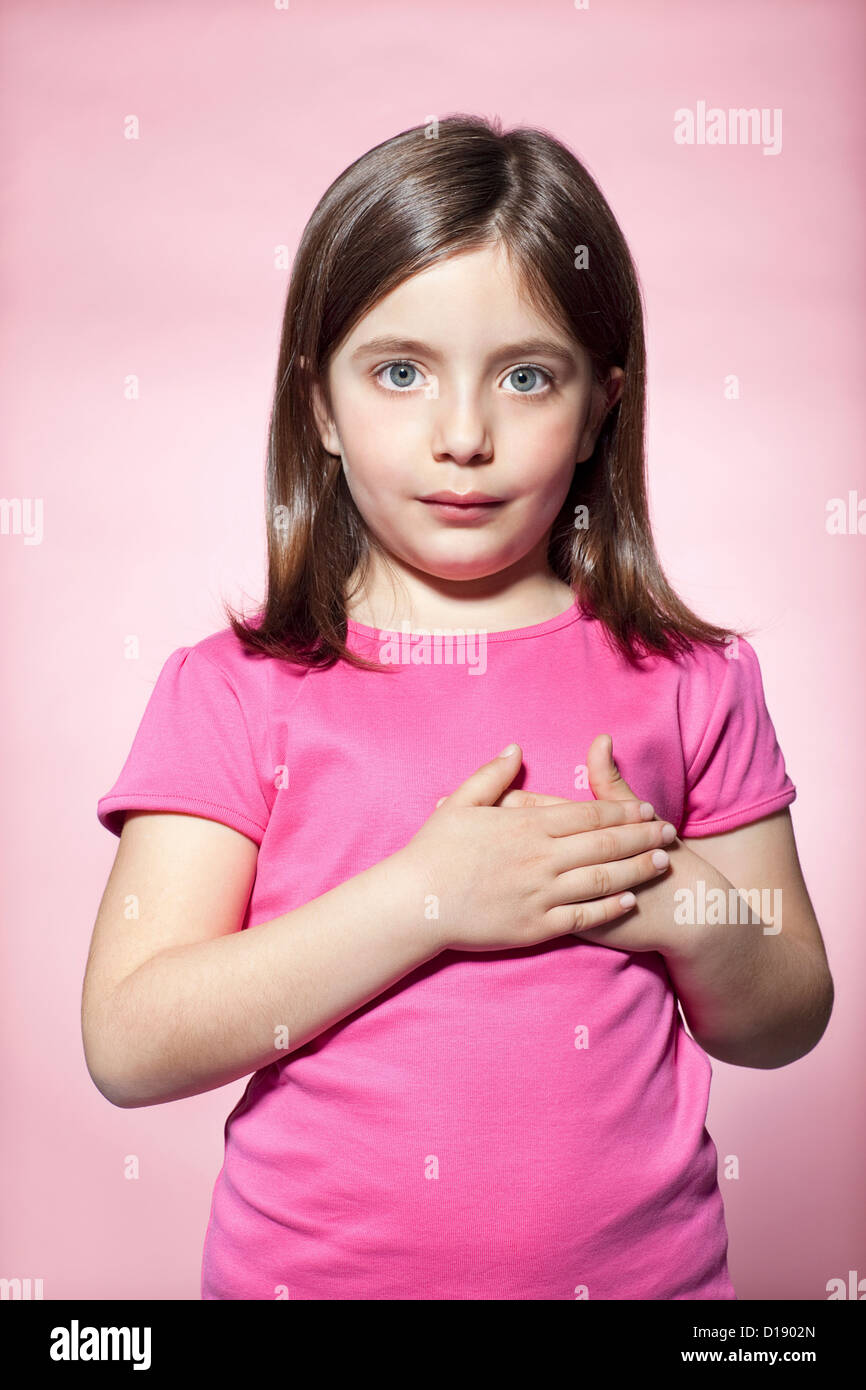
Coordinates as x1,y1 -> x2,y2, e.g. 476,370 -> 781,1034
97,627 -> 283,844
577,613 -> 766,692
671,633 -> 763,709
184,625 -> 310,697
671,633 -> 785,780
575,612 -> 746,680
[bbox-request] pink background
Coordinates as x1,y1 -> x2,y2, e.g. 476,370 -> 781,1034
2,0 -> 864,1300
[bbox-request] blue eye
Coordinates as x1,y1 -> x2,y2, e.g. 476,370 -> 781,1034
372,360 -> 554,397
503,365 -> 552,395
375,361 -> 422,391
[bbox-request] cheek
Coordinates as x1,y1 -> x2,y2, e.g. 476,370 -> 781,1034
509,410 -> 582,481
355,418 -> 438,499
340,435 -> 407,502
343,391 -> 420,468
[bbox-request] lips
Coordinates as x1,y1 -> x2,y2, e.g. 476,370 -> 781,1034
419,496 -> 506,523
419,491 -> 504,505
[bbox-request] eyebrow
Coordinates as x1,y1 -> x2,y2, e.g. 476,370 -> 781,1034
348,336 -> 579,368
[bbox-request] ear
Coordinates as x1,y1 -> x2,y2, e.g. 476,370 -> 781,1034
307,364 -> 342,457
576,366 -> 625,462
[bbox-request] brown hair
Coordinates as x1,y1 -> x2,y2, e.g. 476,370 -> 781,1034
223,113 -> 748,672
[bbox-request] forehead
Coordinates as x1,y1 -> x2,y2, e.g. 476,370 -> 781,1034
338,245 -> 578,362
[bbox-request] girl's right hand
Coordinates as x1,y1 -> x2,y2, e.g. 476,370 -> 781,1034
399,745 -> 676,953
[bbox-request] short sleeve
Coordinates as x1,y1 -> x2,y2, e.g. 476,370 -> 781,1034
678,637 -> 796,837
97,645 -> 271,845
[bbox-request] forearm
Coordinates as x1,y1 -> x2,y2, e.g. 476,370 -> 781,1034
98,849 -> 441,1107
649,842 -> 833,1069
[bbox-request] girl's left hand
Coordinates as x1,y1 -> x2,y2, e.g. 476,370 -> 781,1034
482,733 -> 678,954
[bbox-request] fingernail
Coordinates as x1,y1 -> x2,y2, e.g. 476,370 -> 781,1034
639,802 -> 655,820
498,743 -> 519,757
660,823 -> 676,844
652,849 -> 670,869
619,892 -> 636,908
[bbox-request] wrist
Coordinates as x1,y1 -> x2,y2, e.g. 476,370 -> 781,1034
387,847 -> 450,958
657,841 -> 731,965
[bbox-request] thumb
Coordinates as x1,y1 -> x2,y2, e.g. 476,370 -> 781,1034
587,733 -> 639,803
436,743 -> 522,809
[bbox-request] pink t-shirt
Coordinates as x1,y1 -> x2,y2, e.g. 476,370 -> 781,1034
97,599 -> 796,1300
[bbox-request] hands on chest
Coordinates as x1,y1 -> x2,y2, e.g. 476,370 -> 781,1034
400,732 -> 679,956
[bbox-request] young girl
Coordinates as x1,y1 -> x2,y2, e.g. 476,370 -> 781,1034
87,115 -> 832,1301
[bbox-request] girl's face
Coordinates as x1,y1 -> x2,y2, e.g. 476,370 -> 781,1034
312,242 -> 623,598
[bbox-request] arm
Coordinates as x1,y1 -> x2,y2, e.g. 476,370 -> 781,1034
83,812 -> 440,1109
573,736 -> 834,1070
658,809 -> 834,1069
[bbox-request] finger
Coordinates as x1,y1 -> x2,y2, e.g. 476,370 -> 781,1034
446,745 -> 522,808
550,819 -> 676,873
536,797 -> 657,837
543,887 -> 642,938
496,789 -> 571,808
588,733 -> 641,803
548,846 -> 671,909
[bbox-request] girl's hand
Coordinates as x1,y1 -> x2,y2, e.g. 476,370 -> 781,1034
493,733 -> 677,954
400,743 -> 676,953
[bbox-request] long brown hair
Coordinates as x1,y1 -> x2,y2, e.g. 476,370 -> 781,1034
224,113 -> 746,672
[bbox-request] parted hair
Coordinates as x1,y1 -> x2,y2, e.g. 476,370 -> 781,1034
224,113 -> 743,671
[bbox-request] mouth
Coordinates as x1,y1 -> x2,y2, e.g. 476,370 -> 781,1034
418,498 -> 506,522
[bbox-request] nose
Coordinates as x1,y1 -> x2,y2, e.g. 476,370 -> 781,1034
429,380 -> 494,467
